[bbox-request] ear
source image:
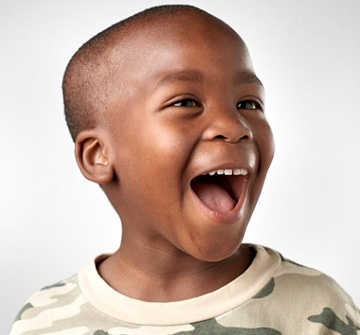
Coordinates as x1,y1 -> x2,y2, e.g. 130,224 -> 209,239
75,130 -> 114,184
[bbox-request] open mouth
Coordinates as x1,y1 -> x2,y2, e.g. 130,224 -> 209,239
190,168 -> 248,214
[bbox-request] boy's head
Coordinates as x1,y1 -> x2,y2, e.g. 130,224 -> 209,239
63,5 -> 275,262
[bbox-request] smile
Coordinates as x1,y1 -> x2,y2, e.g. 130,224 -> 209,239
190,168 -> 249,215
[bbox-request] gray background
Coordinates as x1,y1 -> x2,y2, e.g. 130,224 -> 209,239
2,0 -> 359,333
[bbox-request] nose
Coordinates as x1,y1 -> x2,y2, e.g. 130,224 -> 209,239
202,106 -> 253,143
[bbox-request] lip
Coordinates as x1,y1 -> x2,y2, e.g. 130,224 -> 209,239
189,163 -> 252,225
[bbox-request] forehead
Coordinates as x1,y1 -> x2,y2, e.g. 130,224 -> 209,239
109,11 -> 254,78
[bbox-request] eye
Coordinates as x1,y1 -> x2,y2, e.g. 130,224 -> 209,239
237,100 -> 262,111
172,99 -> 198,107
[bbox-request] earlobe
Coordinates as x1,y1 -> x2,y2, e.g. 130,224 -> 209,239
75,130 -> 114,184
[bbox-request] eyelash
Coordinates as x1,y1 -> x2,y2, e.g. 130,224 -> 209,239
236,100 -> 262,111
171,99 -> 262,111
172,99 -> 199,107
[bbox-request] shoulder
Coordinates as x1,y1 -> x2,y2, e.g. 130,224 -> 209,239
252,247 -> 360,333
273,253 -> 354,304
9,274 -> 85,335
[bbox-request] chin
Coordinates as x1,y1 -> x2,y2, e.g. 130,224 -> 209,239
188,235 -> 244,263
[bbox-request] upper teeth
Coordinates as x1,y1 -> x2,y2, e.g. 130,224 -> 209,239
206,168 -> 248,176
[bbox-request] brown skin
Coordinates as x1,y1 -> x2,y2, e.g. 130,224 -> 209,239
75,11 -> 275,302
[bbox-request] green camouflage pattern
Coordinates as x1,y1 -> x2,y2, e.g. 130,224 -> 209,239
10,255 -> 360,335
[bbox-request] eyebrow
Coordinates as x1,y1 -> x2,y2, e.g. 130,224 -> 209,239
235,71 -> 264,88
156,70 -> 204,88
155,69 -> 263,88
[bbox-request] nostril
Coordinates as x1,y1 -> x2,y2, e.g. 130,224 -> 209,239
202,113 -> 253,143
214,131 -> 251,142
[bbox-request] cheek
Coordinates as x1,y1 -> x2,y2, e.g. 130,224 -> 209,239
143,121 -> 198,170
255,120 -> 275,168
248,121 -> 274,204
118,126 -> 191,201
264,126 -> 275,166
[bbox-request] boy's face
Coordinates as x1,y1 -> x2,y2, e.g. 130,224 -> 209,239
103,12 -> 274,262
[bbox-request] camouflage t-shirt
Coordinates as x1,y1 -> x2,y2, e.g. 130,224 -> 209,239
10,245 -> 360,335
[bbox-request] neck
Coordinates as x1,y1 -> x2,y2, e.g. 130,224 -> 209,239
97,240 -> 254,302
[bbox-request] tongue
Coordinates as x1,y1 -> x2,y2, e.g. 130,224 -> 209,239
193,183 -> 236,213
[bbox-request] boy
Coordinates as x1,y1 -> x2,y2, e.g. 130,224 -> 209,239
10,4 -> 359,335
